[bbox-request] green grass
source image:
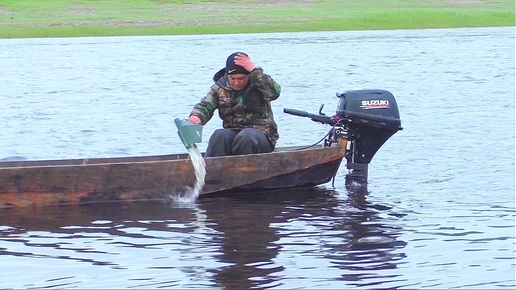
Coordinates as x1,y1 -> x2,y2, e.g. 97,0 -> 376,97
0,0 -> 514,38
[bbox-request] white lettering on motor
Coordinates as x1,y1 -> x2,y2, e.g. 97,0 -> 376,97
360,100 -> 391,109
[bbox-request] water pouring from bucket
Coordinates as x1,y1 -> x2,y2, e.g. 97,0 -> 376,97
174,118 -> 206,202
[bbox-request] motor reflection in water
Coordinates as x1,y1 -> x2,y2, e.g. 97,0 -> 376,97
199,186 -> 407,289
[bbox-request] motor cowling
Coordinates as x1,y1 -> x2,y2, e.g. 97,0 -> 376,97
336,89 -> 402,184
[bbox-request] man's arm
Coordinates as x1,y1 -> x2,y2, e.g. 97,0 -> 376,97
189,86 -> 219,125
249,68 -> 281,102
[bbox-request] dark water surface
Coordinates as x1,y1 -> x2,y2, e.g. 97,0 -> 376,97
1,27 -> 515,289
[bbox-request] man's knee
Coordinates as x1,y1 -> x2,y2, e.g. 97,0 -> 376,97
210,129 -> 234,142
206,129 -> 237,157
233,129 -> 257,145
232,128 -> 273,155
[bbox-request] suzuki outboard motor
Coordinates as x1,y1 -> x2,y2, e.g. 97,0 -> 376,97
336,89 -> 402,185
283,89 -> 402,186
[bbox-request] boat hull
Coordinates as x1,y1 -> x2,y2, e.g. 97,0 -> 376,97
0,145 -> 345,207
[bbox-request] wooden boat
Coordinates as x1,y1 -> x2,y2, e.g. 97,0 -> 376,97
0,144 -> 346,207
0,89 -> 402,208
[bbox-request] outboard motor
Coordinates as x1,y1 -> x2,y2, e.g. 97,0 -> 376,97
283,89 -> 402,186
335,89 -> 402,185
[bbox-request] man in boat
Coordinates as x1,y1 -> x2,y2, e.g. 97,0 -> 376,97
188,52 -> 281,157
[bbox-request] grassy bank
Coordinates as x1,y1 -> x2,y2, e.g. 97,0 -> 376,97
0,0 -> 514,38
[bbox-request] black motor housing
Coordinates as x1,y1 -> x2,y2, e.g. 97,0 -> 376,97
336,89 -> 402,184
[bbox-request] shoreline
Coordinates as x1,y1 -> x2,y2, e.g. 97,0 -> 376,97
0,0 -> 514,39
2,26 -> 512,41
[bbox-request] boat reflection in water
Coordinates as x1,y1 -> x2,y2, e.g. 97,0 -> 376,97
0,187 -> 407,288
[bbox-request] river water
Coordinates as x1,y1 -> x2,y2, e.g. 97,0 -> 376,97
1,27 -> 515,289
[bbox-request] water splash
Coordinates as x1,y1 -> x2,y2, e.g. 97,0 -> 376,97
172,146 -> 206,203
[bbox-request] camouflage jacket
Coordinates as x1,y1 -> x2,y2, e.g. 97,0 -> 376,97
190,67 -> 281,146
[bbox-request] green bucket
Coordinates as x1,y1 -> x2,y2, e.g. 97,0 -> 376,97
174,118 -> 203,149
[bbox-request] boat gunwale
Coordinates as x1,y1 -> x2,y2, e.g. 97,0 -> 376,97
0,145 -> 334,169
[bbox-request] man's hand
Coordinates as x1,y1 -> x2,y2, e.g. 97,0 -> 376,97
188,115 -> 201,124
234,53 -> 255,72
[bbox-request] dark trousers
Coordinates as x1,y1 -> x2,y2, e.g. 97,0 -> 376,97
205,128 -> 274,157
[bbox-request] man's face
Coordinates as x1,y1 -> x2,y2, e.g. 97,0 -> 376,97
228,74 -> 249,91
